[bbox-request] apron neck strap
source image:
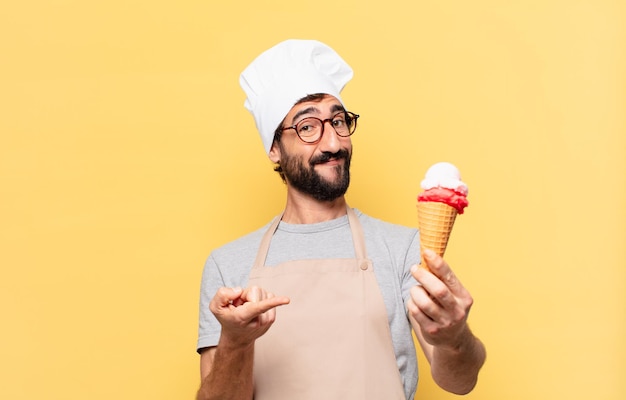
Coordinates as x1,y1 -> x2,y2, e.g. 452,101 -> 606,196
346,206 -> 367,260
253,205 -> 368,268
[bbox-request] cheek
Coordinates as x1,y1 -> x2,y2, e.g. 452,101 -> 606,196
285,145 -> 316,164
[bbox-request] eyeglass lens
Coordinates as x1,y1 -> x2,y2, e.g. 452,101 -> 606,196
296,112 -> 357,143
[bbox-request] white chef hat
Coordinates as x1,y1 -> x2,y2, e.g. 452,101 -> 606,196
240,39 -> 354,155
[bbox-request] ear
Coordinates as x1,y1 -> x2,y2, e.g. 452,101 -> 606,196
268,141 -> 281,163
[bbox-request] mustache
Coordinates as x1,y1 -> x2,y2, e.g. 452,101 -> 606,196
310,149 -> 351,165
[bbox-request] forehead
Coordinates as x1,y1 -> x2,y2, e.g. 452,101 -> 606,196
285,95 -> 345,123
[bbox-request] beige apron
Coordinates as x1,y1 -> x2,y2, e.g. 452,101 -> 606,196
248,207 -> 406,400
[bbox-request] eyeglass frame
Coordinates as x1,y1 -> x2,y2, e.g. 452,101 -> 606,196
281,111 -> 360,144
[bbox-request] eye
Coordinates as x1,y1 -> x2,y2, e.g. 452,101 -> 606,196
296,119 -> 319,136
332,114 -> 346,128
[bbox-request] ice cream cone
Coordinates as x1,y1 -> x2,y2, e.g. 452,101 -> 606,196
417,201 -> 458,270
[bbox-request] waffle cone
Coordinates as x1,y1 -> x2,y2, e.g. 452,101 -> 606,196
417,201 -> 458,270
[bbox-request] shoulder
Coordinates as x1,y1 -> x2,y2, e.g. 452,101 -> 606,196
354,208 -> 419,263
209,219 -> 273,263
201,220 -> 274,287
354,208 -> 418,240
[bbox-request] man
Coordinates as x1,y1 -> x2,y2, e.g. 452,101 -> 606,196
196,39 -> 485,400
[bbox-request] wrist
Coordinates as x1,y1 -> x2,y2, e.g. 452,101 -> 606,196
217,333 -> 255,353
438,324 -> 475,355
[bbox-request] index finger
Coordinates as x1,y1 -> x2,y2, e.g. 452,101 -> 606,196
420,249 -> 466,295
239,296 -> 290,321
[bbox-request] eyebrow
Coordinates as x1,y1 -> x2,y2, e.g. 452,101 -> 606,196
290,104 -> 346,124
291,107 -> 319,123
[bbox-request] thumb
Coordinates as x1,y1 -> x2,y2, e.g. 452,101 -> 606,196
214,287 -> 243,307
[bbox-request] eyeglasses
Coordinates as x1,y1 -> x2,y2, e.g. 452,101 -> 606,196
282,111 -> 360,144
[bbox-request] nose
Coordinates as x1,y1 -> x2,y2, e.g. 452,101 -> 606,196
318,120 -> 344,153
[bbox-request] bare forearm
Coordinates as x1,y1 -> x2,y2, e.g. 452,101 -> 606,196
430,326 -> 486,395
198,286 -> 289,399
196,344 -> 254,400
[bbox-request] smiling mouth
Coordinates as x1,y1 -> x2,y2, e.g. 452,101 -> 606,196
311,150 -> 349,166
317,157 -> 342,165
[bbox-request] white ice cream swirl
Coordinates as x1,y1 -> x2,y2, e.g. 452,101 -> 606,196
420,162 -> 468,196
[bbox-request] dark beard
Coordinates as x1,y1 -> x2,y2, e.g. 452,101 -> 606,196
280,148 -> 351,202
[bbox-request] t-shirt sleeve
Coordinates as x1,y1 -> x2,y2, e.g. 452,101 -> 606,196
401,230 -> 420,309
197,254 -> 224,352
195,225 -> 266,353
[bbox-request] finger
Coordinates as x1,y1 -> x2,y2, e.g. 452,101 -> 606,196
409,290 -> 461,340
413,310 -> 441,340
243,286 -> 261,303
211,287 -> 243,308
239,296 -> 290,323
407,297 -> 436,329
257,291 -> 272,325
411,264 -> 446,300
258,292 -> 276,326
409,285 -> 440,321
421,249 -> 445,276
250,295 -> 290,314
422,250 -> 467,297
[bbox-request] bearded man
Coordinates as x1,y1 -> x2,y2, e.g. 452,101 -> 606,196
196,39 -> 485,400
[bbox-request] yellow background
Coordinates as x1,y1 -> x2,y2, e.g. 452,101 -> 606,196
1,1 -> 624,399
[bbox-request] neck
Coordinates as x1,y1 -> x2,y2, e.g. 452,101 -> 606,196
281,189 -> 347,224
